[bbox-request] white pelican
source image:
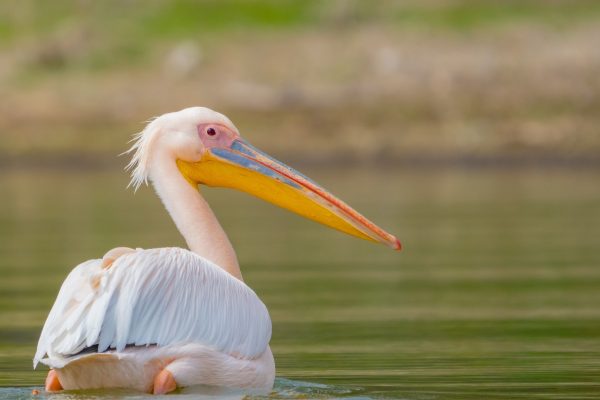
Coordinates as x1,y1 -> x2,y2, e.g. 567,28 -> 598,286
34,107 -> 400,394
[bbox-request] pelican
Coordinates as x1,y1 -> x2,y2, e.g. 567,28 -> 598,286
34,107 -> 400,394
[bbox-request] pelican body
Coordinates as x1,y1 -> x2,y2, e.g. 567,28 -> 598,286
34,107 -> 400,394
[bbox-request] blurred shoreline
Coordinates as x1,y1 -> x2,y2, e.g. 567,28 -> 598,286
1,1 -> 599,169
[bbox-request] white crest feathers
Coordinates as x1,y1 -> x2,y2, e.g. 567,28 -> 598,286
124,117 -> 161,191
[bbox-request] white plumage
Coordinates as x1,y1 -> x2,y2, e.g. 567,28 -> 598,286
34,107 -> 398,394
34,248 -> 273,390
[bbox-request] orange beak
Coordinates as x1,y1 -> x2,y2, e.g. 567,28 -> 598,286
177,139 -> 401,250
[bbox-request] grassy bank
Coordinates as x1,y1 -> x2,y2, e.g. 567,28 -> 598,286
1,1 -> 599,166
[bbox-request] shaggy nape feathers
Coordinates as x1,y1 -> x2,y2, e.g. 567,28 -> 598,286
124,117 -> 161,192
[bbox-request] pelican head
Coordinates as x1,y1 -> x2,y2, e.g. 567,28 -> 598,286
126,107 -> 401,250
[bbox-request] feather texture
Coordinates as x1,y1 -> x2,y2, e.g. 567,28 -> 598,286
34,248 -> 271,368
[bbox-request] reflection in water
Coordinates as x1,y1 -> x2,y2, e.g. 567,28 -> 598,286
0,378 -> 359,399
1,168 -> 600,399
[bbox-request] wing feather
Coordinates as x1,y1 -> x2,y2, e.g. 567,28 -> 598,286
34,248 -> 271,368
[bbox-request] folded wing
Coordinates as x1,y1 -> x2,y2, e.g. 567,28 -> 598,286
34,248 -> 271,367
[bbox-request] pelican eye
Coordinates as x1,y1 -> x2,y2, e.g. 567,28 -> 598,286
206,127 -> 217,136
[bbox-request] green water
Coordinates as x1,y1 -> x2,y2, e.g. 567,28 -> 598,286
0,167 -> 599,399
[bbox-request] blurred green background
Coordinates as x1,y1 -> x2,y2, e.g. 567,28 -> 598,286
2,0 -> 600,164
1,1 -> 600,399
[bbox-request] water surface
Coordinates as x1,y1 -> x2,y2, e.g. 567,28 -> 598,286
1,167 -> 599,399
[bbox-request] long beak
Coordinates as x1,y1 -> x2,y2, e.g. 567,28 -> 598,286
177,139 -> 401,250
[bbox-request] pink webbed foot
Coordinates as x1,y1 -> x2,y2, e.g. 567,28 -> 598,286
45,369 -> 63,392
153,369 -> 177,395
